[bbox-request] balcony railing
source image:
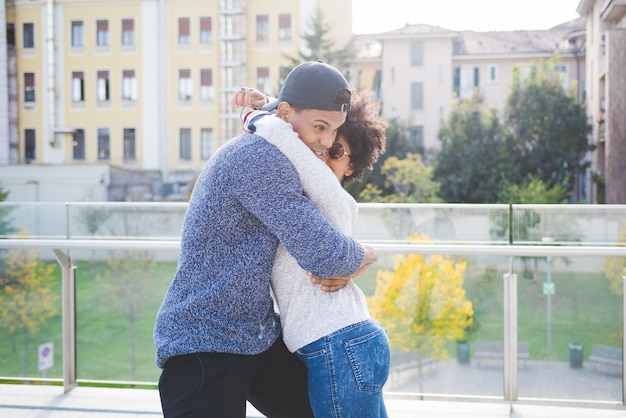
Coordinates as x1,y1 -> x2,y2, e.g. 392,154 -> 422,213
0,202 -> 624,411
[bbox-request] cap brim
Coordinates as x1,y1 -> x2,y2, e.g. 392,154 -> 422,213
261,99 -> 280,112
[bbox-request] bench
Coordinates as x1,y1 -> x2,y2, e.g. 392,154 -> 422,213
474,341 -> 529,366
588,344 -> 622,376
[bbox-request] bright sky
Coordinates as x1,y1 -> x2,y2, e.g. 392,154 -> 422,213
352,0 -> 582,34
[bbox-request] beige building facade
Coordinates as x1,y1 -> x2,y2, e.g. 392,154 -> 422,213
351,22 -> 586,156
1,0 -> 352,200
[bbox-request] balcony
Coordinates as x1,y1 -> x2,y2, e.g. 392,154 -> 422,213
0,202 -> 625,417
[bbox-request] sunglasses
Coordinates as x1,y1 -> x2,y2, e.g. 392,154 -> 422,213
326,142 -> 351,160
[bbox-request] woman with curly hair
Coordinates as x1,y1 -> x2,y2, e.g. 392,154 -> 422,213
234,88 -> 389,418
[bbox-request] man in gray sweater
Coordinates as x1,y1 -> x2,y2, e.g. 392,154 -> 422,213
154,61 -> 378,418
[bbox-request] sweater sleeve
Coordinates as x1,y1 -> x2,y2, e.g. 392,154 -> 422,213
228,136 -> 364,278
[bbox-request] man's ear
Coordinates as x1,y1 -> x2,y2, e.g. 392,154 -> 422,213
276,102 -> 291,120
344,164 -> 355,177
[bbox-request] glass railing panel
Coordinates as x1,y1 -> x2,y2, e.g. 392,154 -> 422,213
0,249 -> 63,380
369,251 -> 508,398
511,204 -> 626,245
73,248 -> 178,383
66,202 -> 188,240
0,202 -> 68,239
515,254 -> 623,402
355,203 -> 510,244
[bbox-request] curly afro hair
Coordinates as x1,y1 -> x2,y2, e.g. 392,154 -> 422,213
337,90 -> 387,186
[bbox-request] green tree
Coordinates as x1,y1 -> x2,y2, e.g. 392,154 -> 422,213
498,174 -> 570,205
97,250 -> 153,381
0,182 -> 16,238
367,234 -> 474,392
359,154 -> 442,239
283,9 -> 352,70
348,118 -> 422,200
434,91 -> 519,203
505,55 -> 594,197
0,229 -> 59,376
493,175 -> 579,280
359,153 -> 442,204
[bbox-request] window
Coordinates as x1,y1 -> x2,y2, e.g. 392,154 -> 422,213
7,23 -> 15,48
72,129 -> 85,160
122,19 -> 135,46
96,20 -> 109,46
200,127 -> 214,160
457,66 -> 479,98
488,65 -> 498,83
410,82 -> 423,110
199,17 -> 212,44
123,128 -> 136,161
71,20 -> 84,47
23,23 -> 34,49
256,15 -> 269,43
410,41 -> 423,67
178,69 -> 192,101
199,69 -> 214,101
409,126 -> 424,150
122,70 -> 137,101
97,71 -> 109,102
179,128 -> 192,160
24,129 -> 36,161
178,17 -> 190,44
71,71 -> 85,102
24,72 -> 35,103
278,14 -> 291,42
97,128 -> 110,160
554,64 -> 569,90
256,67 -> 270,95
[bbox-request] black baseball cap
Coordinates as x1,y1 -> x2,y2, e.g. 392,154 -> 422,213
262,61 -> 351,113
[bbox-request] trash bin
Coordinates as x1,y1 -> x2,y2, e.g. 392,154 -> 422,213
457,340 -> 470,364
569,343 -> 583,368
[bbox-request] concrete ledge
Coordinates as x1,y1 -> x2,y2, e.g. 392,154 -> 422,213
1,384 -> 625,418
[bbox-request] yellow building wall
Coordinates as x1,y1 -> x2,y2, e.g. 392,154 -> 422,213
61,2 -> 145,166
246,0 -> 302,98
167,1 -> 220,172
12,5 -> 44,163
7,0 -> 353,176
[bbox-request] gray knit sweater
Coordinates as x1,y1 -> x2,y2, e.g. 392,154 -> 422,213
252,115 -> 371,352
153,132 -> 364,368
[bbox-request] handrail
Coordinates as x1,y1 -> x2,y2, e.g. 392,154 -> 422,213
1,239 -> 626,257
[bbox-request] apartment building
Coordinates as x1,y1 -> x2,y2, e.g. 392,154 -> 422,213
350,22 -> 585,153
0,0 -> 352,201
576,0 -> 626,204
348,2 -> 626,205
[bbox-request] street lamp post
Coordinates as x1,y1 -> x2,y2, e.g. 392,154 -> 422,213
542,237 -> 555,352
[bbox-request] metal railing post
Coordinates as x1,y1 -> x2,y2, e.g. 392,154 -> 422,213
622,271 -> 625,405
53,249 -> 76,393
503,270 -> 518,404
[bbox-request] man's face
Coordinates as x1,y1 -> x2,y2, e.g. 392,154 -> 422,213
277,102 -> 347,160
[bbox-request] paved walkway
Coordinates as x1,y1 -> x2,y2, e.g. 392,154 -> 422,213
1,359 -> 624,417
1,384 -> 625,418
391,359 -> 622,402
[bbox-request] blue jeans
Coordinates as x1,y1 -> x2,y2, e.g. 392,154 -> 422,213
295,319 -> 390,418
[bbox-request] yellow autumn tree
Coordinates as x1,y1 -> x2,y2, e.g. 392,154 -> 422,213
603,218 -> 626,295
0,229 -> 59,376
367,234 -> 473,390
